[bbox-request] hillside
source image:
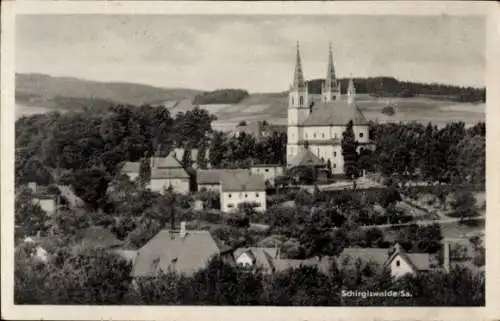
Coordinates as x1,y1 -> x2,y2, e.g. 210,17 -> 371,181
16,73 -> 201,107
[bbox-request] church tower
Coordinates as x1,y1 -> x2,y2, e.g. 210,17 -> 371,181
287,42 -> 310,164
321,43 -> 341,102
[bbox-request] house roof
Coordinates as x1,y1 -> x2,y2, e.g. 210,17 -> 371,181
337,247 -> 390,268
220,171 -> 266,192
197,169 -> 249,185
288,149 -> 324,167
115,249 -> 138,263
55,185 -> 84,208
132,230 -> 221,277
301,99 -> 368,127
75,226 -> 124,249
151,168 -> 190,179
273,257 -> 332,274
234,247 -> 277,271
150,152 -> 183,169
121,161 -> 141,173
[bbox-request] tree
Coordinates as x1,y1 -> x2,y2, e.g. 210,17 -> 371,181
138,157 -> 151,188
208,131 -> 227,168
15,187 -> 50,239
450,191 -> 479,222
379,184 -> 401,208
341,121 -> 359,187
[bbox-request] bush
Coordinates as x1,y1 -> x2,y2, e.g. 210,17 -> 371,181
381,105 -> 395,116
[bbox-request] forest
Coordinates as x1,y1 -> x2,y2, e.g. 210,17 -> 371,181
307,77 -> 486,103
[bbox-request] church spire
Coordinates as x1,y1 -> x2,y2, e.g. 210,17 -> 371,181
347,76 -> 356,105
324,42 -> 336,91
292,41 -> 306,90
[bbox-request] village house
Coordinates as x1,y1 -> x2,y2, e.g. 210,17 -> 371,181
233,121 -> 287,139
149,152 -> 191,194
249,164 -> 284,187
27,181 -> 84,216
233,247 -> 332,275
336,243 -> 441,278
220,171 -> 267,213
132,222 -> 226,277
196,168 -> 249,192
120,151 -> 191,194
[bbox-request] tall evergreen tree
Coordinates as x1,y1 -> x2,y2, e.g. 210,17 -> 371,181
138,156 -> 151,188
341,120 -> 359,187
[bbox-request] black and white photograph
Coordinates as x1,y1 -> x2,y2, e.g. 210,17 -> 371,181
2,1 -> 499,319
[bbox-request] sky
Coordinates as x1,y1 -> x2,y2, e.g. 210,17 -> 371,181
16,15 -> 485,93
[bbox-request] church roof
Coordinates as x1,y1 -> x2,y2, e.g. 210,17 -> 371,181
292,42 -> 306,90
288,149 -> 324,167
301,100 -> 368,126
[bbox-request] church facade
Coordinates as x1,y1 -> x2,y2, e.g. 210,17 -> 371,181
286,43 -> 372,174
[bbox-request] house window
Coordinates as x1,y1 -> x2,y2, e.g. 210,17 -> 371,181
360,147 -> 364,152
360,132 -> 364,138
334,133 -> 338,139
333,163 -> 337,168
265,169 -> 269,172
322,133 -> 325,138
396,260 -> 400,267
228,194 -> 232,198
313,133 -> 316,138
256,193 -> 259,197
305,133 -> 308,138
228,203 -> 234,208
245,194 -> 248,198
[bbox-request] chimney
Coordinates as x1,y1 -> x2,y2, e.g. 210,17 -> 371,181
28,181 -> 37,193
180,221 -> 187,238
443,240 -> 450,272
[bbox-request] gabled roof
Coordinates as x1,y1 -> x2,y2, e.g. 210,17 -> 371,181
220,171 -> 266,192
121,161 -> 141,173
301,99 -> 368,126
288,149 -> 324,167
234,247 -> 277,271
337,247 -> 390,268
386,251 -> 434,272
197,169 -> 249,185
55,185 -> 85,208
132,230 -> 220,277
150,152 -> 183,169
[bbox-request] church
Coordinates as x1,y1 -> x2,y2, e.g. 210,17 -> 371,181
286,43 -> 372,175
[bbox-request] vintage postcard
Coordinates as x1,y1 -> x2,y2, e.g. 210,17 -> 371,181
1,1 -> 500,320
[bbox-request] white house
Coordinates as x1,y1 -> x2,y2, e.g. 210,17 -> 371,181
286,43 -> 373,174
220,171 -> 267,213
149,152 -> 191,194
249,165 -> 284,187
337,243 -> 437,279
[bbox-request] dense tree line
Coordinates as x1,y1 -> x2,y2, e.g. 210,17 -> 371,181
15,247 -> 484,306
307,78 -> 485,103
208,131 -> 287,168
369,121 -> 485,186
192,89 -> 249,105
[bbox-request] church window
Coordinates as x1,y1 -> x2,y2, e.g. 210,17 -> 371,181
360,132 -> 364,138
265,169 -> 269,172
317,147 -> 320,155
300,96 -> 304,105
334,151 -> 337,157
334,133 -> 338,139
292,97 -> 294,105
228,194 -> 232,198
396,260 -> 401,267
305,133 -> 308,139
322,133 -> 325,138
333,163 -> 337,168
313,133 -> 316,138
256,193 -> 259,197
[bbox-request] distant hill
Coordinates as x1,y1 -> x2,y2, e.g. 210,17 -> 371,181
16,73 -> 202,107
